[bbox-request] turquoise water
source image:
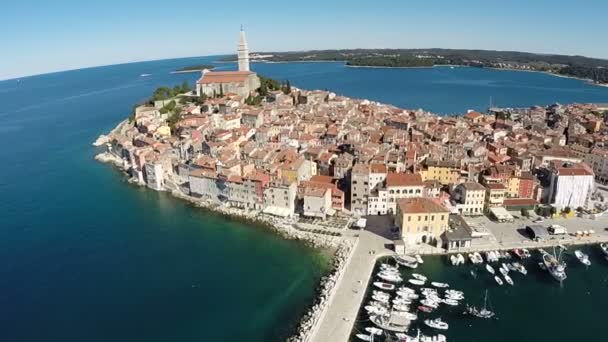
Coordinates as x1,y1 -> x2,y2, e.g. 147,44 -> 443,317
351,246 -> 608,342
1,56 -> 608,341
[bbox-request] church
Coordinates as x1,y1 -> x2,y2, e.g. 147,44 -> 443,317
196,28 -> 261,99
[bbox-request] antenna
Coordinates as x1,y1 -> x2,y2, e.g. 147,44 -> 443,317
240,24 -> 244,31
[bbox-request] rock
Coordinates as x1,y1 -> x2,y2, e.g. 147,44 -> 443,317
92,134 -> 109,147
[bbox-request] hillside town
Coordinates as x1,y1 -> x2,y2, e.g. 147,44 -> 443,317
96,29 -> 608,254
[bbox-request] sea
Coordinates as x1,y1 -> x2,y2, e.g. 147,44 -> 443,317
351,246 -> 608,342
1,55 -> 608,342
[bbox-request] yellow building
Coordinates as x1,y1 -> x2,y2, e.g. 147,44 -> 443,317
396,198 -> 449,246
507,176 -> 520,198
421,160 -> 460,185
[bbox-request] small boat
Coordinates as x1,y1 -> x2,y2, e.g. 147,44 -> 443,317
365,327 -> 383,336
420,299 -> 440,308
450,255 -> 458,265
468,253 -> 476,264
415,255 -> 424,264
499,267 -> 508,276
374,282 -> 395,291
420,334 -> 447,342
474,252 -> 483,264
504,274 -> 514,286
395,255 -> 419,269
431,282 -> 449,288
441,298 -> 460,306
418,305 -> 434,313
457,254 -> 465,264
409,279 -> 425,286
396,331 -> 421,342
465,290 -> 495,319
512,262 -> 527,275
494,276 -> 503,286
393,303 -> 410,312
506,263 -> 517,272
393,297 -> 412,305
512,248 -> 524,259
445,293 -> 464,300
574,250 -> 591,266
424,318 -> 449,330
373,290 -> 389,297
600,243 -> 608,257
412,273 -> 428,282
397,286 -> 415,293
365,305 -> 388,315
378,272 -> 403,283
485,264 -> 495,274
372,294 -> 389,303
356,333 -> 373,341
523,249 -> 531,258
394,311 -> 418,320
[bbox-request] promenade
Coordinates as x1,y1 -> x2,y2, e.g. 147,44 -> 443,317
310,218 -> 393,342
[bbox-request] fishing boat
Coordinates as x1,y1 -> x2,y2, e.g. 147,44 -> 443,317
431,282 -> 449,288
574,250 -> 591,266
409,279 -> 425,286
494,276 -> 503,285
465,290 -> 495,319
504,274 -> 514,286
415,255 -> 424,264
412,273 -> 428,282
541,249 -> 567,282
485,264 -> 495,274
365,327 -> 383,336
395,255 -> 418,269
424,318 -> 449,330
374,282 -> 396,291
356,333 -> 373,341
600,243 -> 608,257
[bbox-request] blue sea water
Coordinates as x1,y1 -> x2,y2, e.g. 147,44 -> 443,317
1,56 -> 608,342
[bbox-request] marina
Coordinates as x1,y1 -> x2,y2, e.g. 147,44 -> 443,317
349,243 -> 608,341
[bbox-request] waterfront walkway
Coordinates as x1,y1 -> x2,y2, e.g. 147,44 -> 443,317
310,219 -> 393,342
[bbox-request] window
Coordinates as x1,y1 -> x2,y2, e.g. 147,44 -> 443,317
418,216 -> 421,221
441,215 -> 445,220
425,215 -> 428,221
431,215 -> 434,221
408,216 -> 411,222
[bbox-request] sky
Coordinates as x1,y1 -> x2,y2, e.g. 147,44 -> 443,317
2,0 -> 608,80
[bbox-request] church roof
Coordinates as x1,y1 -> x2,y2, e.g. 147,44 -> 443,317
197,71 -> 255,84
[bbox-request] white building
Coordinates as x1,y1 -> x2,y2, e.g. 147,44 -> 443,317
453,182 -> 486,216
303,187 -> 332,219
263,181 -> 297,217
547,162 -> 594,209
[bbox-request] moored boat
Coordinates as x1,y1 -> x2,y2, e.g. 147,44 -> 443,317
365,327 -> 383,336
600,243 -> 608,257
418,305 -> 433,313
412,273 -> 427,281
356,333 -> 373,341
504,274 -> 514,286
465,290 -> 495,319
542,248 -> 567,282
415,255 -> 424,264
574,250 -> 591,266
395,255 -> 419,269
485,264 -> 495,274
409,279 -> 425,286
431,281 -> 449,288
424,318 -> 449,330
494,276 -> 503,286
374,282 -> 396,290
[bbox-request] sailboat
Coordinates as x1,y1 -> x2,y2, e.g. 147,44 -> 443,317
465,290 -> 496,319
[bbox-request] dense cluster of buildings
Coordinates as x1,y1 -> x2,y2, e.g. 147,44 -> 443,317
103,29 -> 608,251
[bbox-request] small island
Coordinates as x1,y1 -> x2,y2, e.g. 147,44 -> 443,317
172,64 -> 215,73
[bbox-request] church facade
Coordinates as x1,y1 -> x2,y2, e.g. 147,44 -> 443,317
196,29 -> 260,98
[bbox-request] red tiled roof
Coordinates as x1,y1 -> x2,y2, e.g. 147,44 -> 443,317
387,173 -> 423,187
197,71 -> 255,84
398,198 -> 449,214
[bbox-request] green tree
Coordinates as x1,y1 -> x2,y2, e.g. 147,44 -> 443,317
218,84 -> 224,97
181,80 -> 191,93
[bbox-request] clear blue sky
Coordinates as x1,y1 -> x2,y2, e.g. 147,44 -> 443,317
2,0 -> 607,80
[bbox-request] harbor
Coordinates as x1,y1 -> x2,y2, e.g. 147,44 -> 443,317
348,242 -> 608,342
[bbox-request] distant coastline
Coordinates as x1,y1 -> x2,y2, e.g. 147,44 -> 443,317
171,64 -> 215,74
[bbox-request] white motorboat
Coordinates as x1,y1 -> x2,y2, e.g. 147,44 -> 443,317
504,274 -> 514,286
420,334 -> 447,342
450,255 -> 458,266
431,282 -> 449,288
445,289 -> 463,297
373,290 -> 389,298
412,273 -> 428,282
441,298 -> 460,306
420,299 -> 440,308
365,305 -> 388,315
424,318 -> 449,330
394,311 -> 418,320
501,263 -> 510,272
494,276 -> 503,286
381,264 -> 399,272
395,255 -> 419,269
485,264 -> 495,274
398,292 -> 419,300
393,303 -> 410,312
512,262 -> 527,275
474,252 -> 483,264
365,327 -> 383,336
499,267 -> 509,276
393,297 -> 412,306
409,279 -> 425,286
468,253 -> 476,264
374,282 -> 395,291
378,272 -> 403,283
372,294 -> 389,304
457,254 -> 465,264
575,250 -> 591,266
398,286 -> 415,293
415,255 -> 424,264
600,243 -> 608,257
356,333 -> 373,341
445,293 -> 464,300
506,263 -> 517,271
